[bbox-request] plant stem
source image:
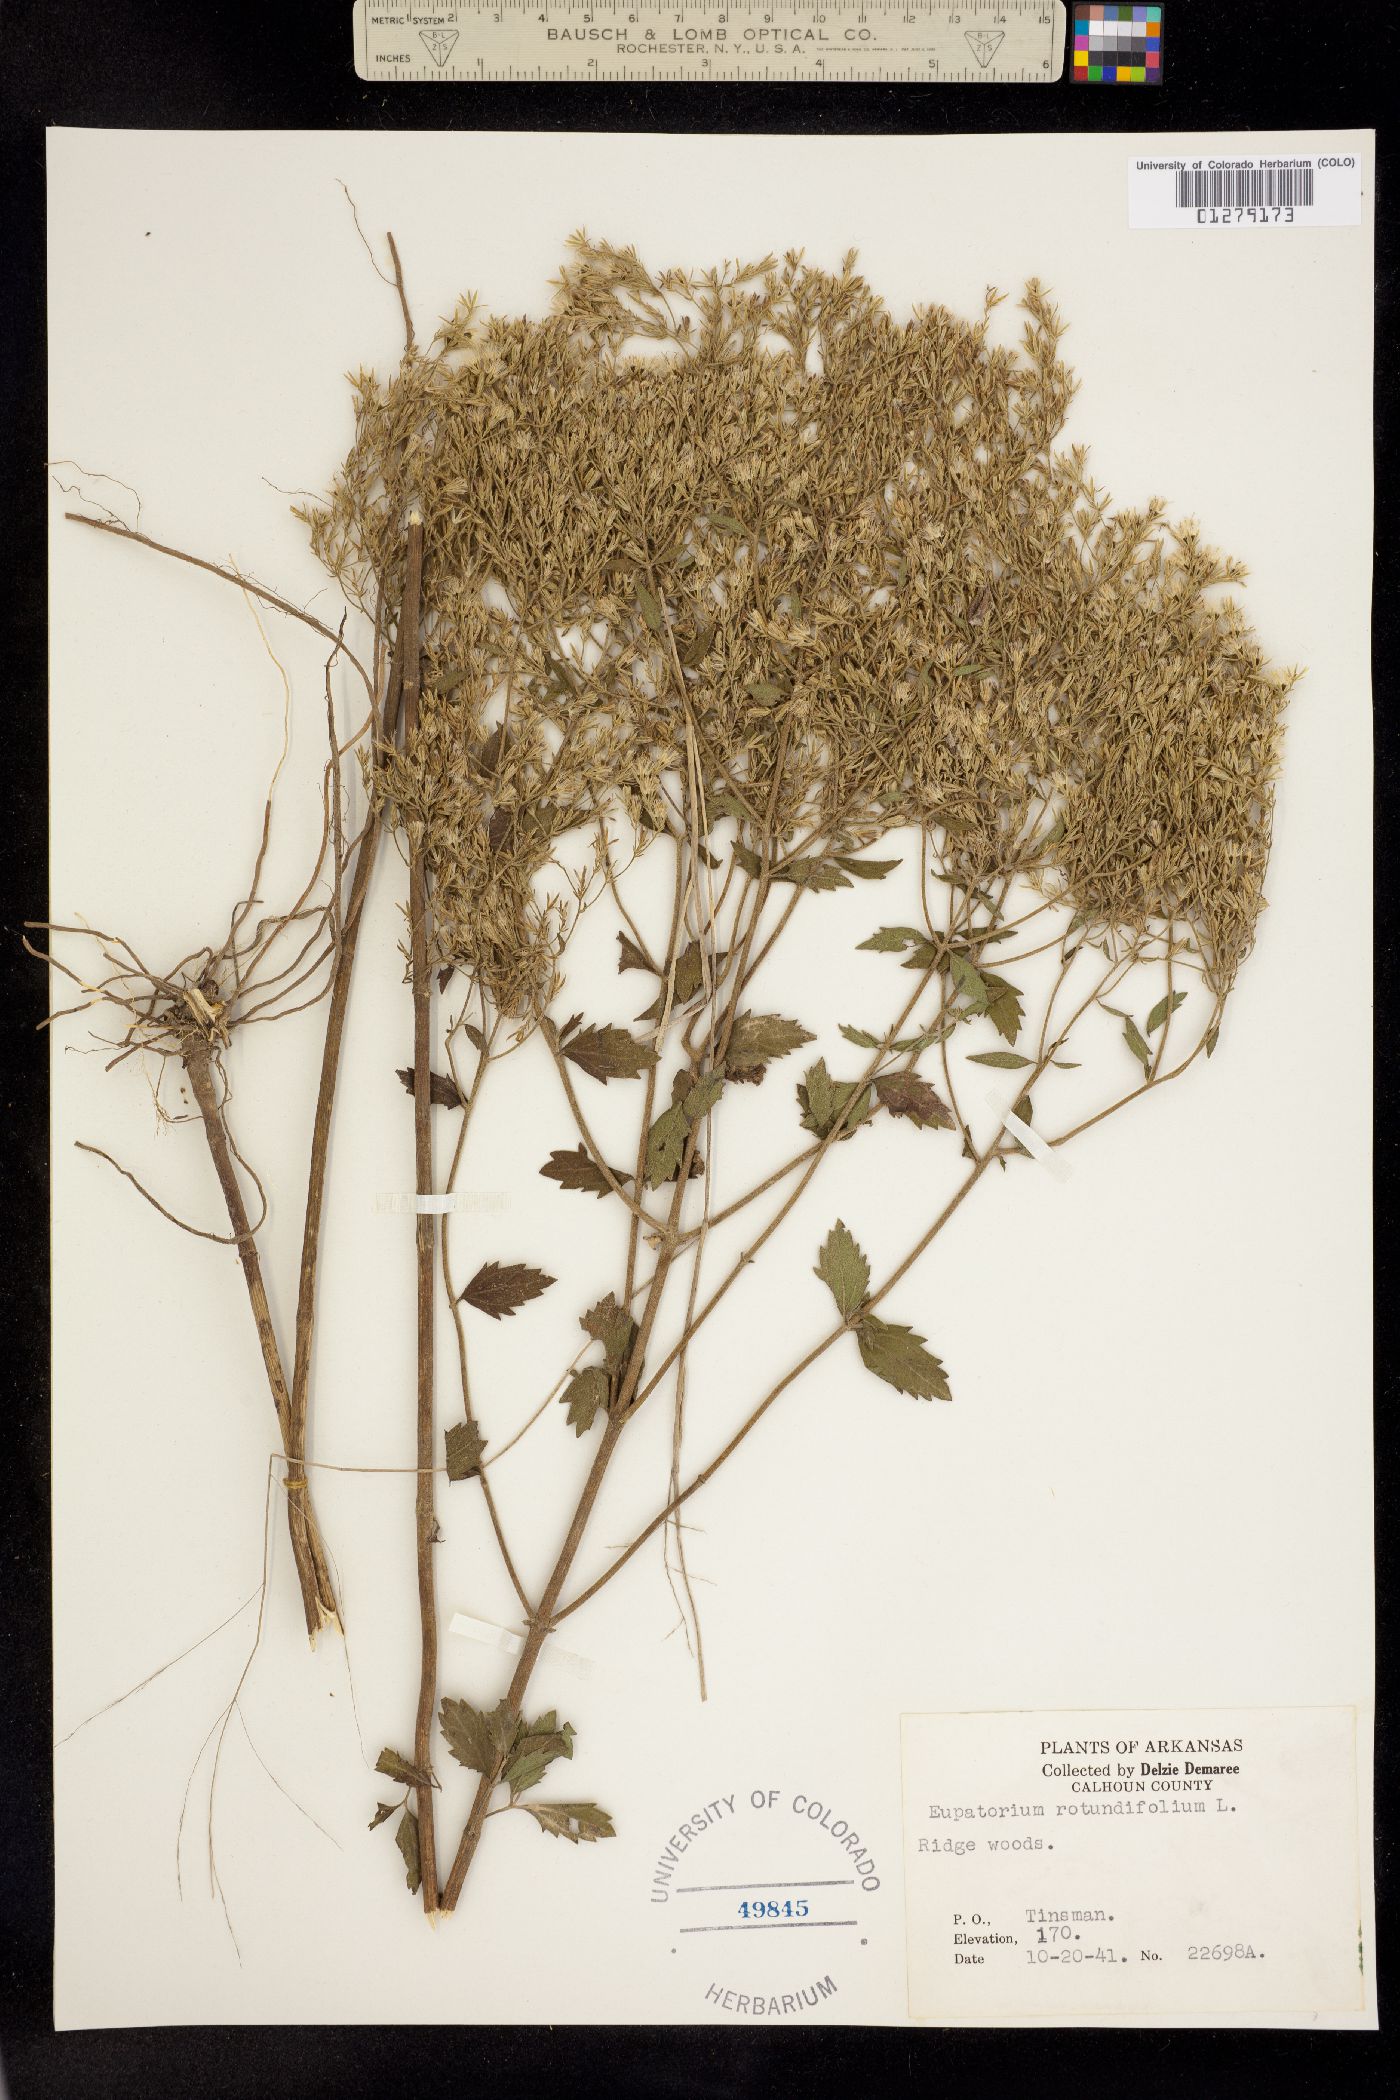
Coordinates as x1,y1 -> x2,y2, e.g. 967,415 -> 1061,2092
399,514 -> 441,1912
286,632 -> 407,1616
181,1034 -> 339,1641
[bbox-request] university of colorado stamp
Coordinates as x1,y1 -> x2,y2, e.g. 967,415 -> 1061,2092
649,1783 -> 885,2018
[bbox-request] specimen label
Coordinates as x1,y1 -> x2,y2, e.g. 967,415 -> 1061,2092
901,1706 -> 1369,2023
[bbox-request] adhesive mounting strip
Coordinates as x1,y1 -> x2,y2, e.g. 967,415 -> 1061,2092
984,1090 -> 1073,1181
375,1191 -> 508,1214
449,1612 -> 602,1682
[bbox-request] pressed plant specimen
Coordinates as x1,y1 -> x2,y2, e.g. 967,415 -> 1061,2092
295,238 -> 1295,1917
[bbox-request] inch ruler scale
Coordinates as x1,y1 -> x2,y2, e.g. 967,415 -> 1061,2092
353,0 -> 1066,85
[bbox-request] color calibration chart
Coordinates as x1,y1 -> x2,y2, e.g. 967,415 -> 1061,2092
1072,3 -> 1163,83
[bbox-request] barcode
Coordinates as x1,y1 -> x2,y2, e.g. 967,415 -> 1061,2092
1173,168 -> 1315,210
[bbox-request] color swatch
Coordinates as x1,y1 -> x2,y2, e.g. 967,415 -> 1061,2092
1071,3 -> 1163,84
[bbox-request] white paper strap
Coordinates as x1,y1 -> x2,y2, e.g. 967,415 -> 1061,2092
986,1092 -> 1072,1182
374,1191 -> 508,1215
448,1611 -> 601,1683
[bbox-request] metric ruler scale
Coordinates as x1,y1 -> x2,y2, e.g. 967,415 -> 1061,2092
353,1 -> 1066,84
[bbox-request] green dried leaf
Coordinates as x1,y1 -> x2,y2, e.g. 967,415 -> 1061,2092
855,1314 -> 952,1402
797,1058 -> 874,1143
561,1022 -> 659,1083
561,1364 -> 611,1437
815,1220 -> 870,1321
967,1050 -> 1032,1069
581,1293 -> 637,1372
460,1260 -> 556,1320
1146,989 -> 1188,1034
440,1699 -> 495,1776
839,1023 -> 882,1049
368,1800 -> 397,1832
396,1067 -> 465,1110
375,1747 -> 436,1791
635,938 -> 722,1021
779,855 -> 852,891
874,1071 -> 953,1129
833,855 -> 901,881
397,1808 -> 421,1894
1205,1024 -> 1220,1058
744,679 -> 788,703
707,508 -> 747,535
726,1011 -> 816,1074
644,1100 -> 689,1187
540,1145 -> 626,1198
616,931 -> 653,975
522,1801 -> 617,1844
445,1418 -> 487,1481
636,581 -> 665,634
504,1749 -> 553,1798
949,951 -> 987,1004
857,925 -> 929,954
1123,1016 -> 1151,1073
980,970 -> 1024,1045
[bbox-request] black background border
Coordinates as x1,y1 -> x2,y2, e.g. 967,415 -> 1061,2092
1,3 -> 1392,2094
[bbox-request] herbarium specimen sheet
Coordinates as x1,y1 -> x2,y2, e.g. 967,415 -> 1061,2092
47,129 -> 1375,2029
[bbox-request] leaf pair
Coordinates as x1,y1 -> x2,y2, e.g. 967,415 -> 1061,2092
561,1294 -> 639,1436
815,1221 -> 952,1402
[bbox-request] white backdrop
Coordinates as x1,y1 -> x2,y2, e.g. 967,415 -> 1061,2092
47,126 -> 1374,2028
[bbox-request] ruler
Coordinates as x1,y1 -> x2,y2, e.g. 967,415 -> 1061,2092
352,1 -> 1066,84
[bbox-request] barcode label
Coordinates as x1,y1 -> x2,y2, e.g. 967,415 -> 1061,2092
1174,166 -> 1314,210
1130,150 -> 1363,230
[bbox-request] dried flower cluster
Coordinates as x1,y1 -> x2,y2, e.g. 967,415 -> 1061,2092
303,237 -> 1291,1013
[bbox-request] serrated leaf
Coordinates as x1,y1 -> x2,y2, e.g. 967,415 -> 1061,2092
1123,1016 -> 1151,1073
504,1749 -> 553,1798
858,925 -> 929,953
780,856 -> 852,891
644,1101 -> 689,1187
684,1070 -> 724,1121
375,1747 -> 436,1791
1146,989 -> 1188,1035
445,1418 -> 487,1481
581,1293 -> 637,1372
440,1699 -> 496,1777
460,1260 -> 556,1320
980,970 -> 1024,1045
368,1800 -> 397,1831
616,930 -> 653,975
967,1050 -> 1032,1069
839,1023 -> 882,1049
397,1809 -> 421,1894
523,1801 -> 616,1844
561,1364 -> 611,1437
643,1072 -> 722,1186
833,855 -> 901,881
515,1717 -> 575,1767
487,1700 -> 521,1765
635,938 -> 723,1022
540,1145 -> 627,1199
949,952 -> 988,1007
726,1012 -> 816,1074
874,1071 -> 954,1129
561,1022 -> 659,1083
855,1314 -> 952,1402
397,1066 -> 465,1110
815,1220 -> 870,1322
797,1059 -> 874,1143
